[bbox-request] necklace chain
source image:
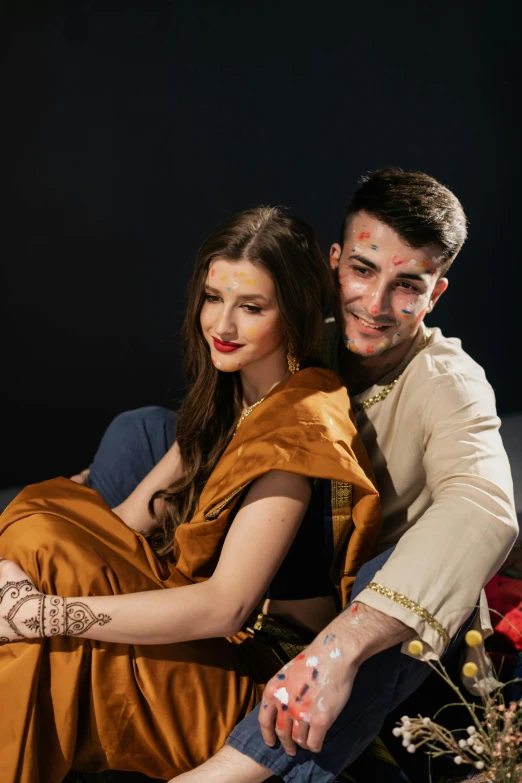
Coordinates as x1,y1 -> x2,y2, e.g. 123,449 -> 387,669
235,396 -> 266,433
353,329 -> 433,413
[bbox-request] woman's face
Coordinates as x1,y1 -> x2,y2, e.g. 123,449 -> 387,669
200,257 -> 285,373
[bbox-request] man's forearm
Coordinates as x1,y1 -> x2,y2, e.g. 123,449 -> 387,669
332,601 -> 415,667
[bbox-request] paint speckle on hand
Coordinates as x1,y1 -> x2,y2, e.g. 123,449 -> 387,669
274,687 -> 289,705
295,684 -> 309,702
277,673 -> 286,680
312,668 -> 319,680
329,647 -> 342,660
281,704 -> 288,711
317,697 -> 326,713
323,633 -> 336,644
299,711 -> 311,723
306,656 -> 319,668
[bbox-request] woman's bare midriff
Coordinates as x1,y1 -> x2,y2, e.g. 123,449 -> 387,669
258,595 -> 338,635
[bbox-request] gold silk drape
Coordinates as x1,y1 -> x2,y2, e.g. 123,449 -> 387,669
0,368 -> 381,782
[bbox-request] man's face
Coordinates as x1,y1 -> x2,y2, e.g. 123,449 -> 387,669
330,212 -> 449,359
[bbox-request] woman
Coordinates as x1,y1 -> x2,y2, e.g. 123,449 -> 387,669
0,207 -> 381,783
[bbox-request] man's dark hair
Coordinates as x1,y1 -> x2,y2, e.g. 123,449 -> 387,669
340,168 -> 468,275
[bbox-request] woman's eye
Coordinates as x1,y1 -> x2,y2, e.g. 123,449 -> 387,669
242,304 -> 262,314
204,294 -> 220,302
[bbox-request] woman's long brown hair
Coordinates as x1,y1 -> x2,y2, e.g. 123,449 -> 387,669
149,206 -> 340,557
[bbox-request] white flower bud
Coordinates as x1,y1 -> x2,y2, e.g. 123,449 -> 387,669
467,737 -> 475,746
402,738 -> 410,747
422,717 -> 431,725
402,732 -> 411,743
402,720 -> 411,730
474,745 -> 484,754
467,726 -> 476,735
458,739 -> 467,749
392,727 -> 403,737
475,761 -> 484,770
407,744 -> 416,754
400,715 -> 410,723
454,756 -> 463,765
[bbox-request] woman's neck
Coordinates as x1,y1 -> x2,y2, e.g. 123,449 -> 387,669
240,353 -> 290,407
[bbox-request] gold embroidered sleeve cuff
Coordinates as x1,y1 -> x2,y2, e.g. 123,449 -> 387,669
355,582 -> 451,660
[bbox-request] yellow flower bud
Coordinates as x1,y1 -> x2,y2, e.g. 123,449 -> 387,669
465,630 -> 483,648
408,640 -> 424,656
462,662 -> 479,678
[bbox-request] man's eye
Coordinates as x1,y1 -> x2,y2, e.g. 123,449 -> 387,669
353,266 -> 370,276
397,282 -> 418,292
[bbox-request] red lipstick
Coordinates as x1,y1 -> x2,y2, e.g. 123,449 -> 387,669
212,336 -> 244,353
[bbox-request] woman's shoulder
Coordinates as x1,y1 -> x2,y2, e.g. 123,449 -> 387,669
236,366 -> 354,447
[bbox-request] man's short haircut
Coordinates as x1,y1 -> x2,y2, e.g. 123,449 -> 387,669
340,168 -> 468,276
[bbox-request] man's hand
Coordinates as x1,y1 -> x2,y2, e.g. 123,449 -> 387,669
259,628 -> 358,755
70,468 -> 90,485
259,602 -> 413,755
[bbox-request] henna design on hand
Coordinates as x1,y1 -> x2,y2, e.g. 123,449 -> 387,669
1,580 -> 41,639
65,601 -> 112,636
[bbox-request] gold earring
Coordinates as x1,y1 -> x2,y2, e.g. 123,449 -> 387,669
287,347 -> 300,374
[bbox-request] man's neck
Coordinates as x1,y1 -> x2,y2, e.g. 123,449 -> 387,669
339,328 -> 425,395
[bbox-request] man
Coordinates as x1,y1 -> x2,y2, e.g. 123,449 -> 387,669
79,169 -> 518,782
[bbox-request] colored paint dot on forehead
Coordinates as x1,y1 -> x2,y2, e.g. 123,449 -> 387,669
245,278 -> 258,286
210,268 -> 215,276
358,231 -> 370,240
370,244 -> 378,251
220,274 -> 229,282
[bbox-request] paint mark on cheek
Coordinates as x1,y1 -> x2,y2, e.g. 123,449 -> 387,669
366,345 -> 375,354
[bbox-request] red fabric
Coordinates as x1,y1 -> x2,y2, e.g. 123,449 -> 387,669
485,573 -> 522,650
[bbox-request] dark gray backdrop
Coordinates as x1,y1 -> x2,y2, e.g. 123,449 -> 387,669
1,0 -> 520,487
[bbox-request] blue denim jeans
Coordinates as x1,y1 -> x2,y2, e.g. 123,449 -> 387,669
88,406 -> 178,507
88,406 -> 472,782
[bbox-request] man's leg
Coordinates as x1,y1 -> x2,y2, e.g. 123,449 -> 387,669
88,406 -> 177,507
176,548 -> 473,783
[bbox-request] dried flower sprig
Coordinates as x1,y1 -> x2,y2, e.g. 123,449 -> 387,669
391,631 -> 522,782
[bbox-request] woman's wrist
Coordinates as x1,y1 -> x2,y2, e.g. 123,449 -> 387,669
3,587 -> 111,639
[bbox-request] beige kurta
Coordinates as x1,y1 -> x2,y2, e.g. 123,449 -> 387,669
350,326 -> 518,659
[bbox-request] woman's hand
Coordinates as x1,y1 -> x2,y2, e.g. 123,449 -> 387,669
0,558 -> 64,643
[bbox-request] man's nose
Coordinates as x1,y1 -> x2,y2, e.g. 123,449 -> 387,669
365,283 -> 391,316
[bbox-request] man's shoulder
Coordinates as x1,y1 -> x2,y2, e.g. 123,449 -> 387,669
407,327 -> 495,408
417,327 -> 488,383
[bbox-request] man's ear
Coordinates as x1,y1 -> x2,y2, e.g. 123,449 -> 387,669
427,277 -> 449,312
330,243 -> 342,271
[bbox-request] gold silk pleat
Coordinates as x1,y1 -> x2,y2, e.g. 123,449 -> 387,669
0,367 -> 381,782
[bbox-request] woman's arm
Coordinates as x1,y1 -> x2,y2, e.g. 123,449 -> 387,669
0,471 -> 311,645
111,442 -> 183,534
